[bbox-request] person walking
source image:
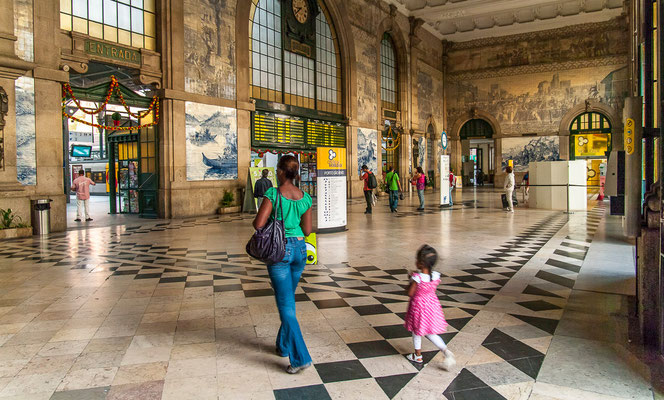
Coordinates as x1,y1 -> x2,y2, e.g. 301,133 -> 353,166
252,155 -> 313,374
385,166 -> 402,213
448,170 -> 456,206
71,169 -> 95,222
404,245 -> 456,370
360,165 -> 376,214
253,168 -> 273,210
411,167 -> 426,211
504,165 -> 515,213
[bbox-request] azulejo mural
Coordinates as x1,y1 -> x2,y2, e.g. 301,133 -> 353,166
16,76 -> 36,185
418,136 -> 426,169
448,65 -> 629,135
501,136 -> 560,173
357,128 -> 377,175
185,102 -> 238,181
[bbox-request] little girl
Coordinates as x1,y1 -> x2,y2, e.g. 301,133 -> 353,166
404,245 -> 456,370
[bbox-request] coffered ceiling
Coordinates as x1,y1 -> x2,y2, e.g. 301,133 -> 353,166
383,0 -> 625,42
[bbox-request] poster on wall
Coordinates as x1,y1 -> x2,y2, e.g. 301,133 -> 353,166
185,102 -> 238,181
440,155 -> 450,206
501,136 -> 559,172
357,128 -> 378,175
317,147 -> 347,231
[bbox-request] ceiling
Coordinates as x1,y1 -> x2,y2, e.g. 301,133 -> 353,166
382,0 -> 625,42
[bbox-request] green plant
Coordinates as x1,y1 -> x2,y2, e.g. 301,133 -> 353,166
379,182 -> 388,193
0,208 -> 27,230
111,112 -> 122,122
219,191 -> 235,208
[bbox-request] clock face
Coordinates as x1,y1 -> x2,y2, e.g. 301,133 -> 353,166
292,0 -> 309,24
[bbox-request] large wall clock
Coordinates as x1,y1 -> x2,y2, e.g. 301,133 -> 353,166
282,0 -> 319,59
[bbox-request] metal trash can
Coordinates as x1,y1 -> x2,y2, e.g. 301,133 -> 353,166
30,199 -> 51,235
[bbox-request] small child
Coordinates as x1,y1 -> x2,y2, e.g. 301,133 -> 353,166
404,245 -> 456,371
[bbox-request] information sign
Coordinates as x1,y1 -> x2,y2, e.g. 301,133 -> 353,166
316,147 -> 347,230
440,155 -> 450,206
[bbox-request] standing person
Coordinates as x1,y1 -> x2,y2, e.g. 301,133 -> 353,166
252,155 -> 313,374
253,168 -> 273,210
504,166 -> 515,213
71,169 -> 95,222
411,166 -> 426,211
385,166 -> 402,213
360,165 -> 375,214
404,245 -> 456,371
448,170 -> 456,206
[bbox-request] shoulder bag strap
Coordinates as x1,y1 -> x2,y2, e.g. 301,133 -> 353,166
275,189 -> 283,221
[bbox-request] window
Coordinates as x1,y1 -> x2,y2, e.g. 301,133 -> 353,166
60,0 -> 156,50
380,33 -> 398,111
569,112 -> 611,131
249,0 -> 342,115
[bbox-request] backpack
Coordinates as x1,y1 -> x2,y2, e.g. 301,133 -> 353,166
367,172 -> 377,189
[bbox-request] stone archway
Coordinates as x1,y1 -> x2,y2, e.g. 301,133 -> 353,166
449,109 -> 501,184
558,100 -> 622,157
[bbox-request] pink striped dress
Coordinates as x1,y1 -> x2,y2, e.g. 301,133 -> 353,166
404,272 -> 448,336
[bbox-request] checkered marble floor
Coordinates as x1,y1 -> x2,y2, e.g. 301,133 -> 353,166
0,192 -> 649,400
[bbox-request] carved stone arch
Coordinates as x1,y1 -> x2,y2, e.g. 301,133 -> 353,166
449,109 -> 501,140
558,100 -> 621,136
235,0 -> 356,119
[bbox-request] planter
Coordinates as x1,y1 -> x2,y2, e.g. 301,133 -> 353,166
0,227 -> 32,240
217,206 -> 241,215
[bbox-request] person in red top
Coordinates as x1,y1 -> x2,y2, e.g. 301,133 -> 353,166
360,165 -> 374,214
71,169 -> 96,222
448,170 -> 455,206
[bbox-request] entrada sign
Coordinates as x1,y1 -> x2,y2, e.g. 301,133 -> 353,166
85,40 -> 141,65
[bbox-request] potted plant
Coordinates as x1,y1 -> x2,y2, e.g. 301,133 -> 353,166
217,190 -> 241,215
0,208 -> 31,239
111,112 -> 122,126
376,181 -> 388,197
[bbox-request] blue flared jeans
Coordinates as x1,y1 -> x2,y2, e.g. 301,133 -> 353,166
268,237 -> 311,368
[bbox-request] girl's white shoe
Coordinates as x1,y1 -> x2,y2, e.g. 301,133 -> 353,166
407,353 -> 423,363
441,349 -> 456,371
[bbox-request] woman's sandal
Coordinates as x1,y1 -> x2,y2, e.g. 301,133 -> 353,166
406,353 -> 423,363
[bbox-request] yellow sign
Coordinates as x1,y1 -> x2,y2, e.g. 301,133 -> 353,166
317,147 -> 346,170
574,133 -> 610,158
624,118 -> 635,155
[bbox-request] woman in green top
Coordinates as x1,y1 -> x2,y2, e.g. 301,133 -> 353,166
252,155 -> 313,374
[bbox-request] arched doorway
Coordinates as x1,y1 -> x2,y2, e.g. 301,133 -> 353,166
460,119 -> 494,186
569,111 -> 612,190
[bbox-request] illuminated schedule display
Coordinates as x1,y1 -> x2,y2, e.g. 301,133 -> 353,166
316,147 -> 347,231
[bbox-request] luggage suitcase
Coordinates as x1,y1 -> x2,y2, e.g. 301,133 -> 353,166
501,194 -> 509,209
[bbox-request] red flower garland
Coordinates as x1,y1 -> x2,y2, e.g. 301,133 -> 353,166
251,148 -> 317,157
62,75 -> 160,131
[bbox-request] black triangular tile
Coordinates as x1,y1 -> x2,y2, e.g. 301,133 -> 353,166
510,314 -> 560,335
522,285 -> 563,299
507,355 -> 545,379
375,373 -> 417,399
446,317 -> 472,331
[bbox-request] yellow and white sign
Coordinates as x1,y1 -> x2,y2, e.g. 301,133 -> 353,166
316,147 -> 347,230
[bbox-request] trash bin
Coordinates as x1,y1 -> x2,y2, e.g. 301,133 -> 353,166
31,199 -> 51,235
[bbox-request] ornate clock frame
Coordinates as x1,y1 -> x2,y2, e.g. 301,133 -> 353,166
281,0 -> 319,59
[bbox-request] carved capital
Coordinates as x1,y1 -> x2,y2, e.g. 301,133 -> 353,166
139,73 -> 161,89
60,61 -> 88,74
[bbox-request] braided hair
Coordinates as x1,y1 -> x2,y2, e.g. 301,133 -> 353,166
416,244 -> 438,280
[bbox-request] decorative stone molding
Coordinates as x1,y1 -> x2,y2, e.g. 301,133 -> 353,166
447,55 -> 629,81
558,99 -> 621,136
449,108 -> 501,140
448,18 -> 626,51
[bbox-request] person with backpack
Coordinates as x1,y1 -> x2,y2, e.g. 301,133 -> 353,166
386,166 -> 402,213
360,165 -> 377,214
411,166 -> 426,211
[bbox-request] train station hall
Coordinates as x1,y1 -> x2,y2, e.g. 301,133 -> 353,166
0,0 -> 662,398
